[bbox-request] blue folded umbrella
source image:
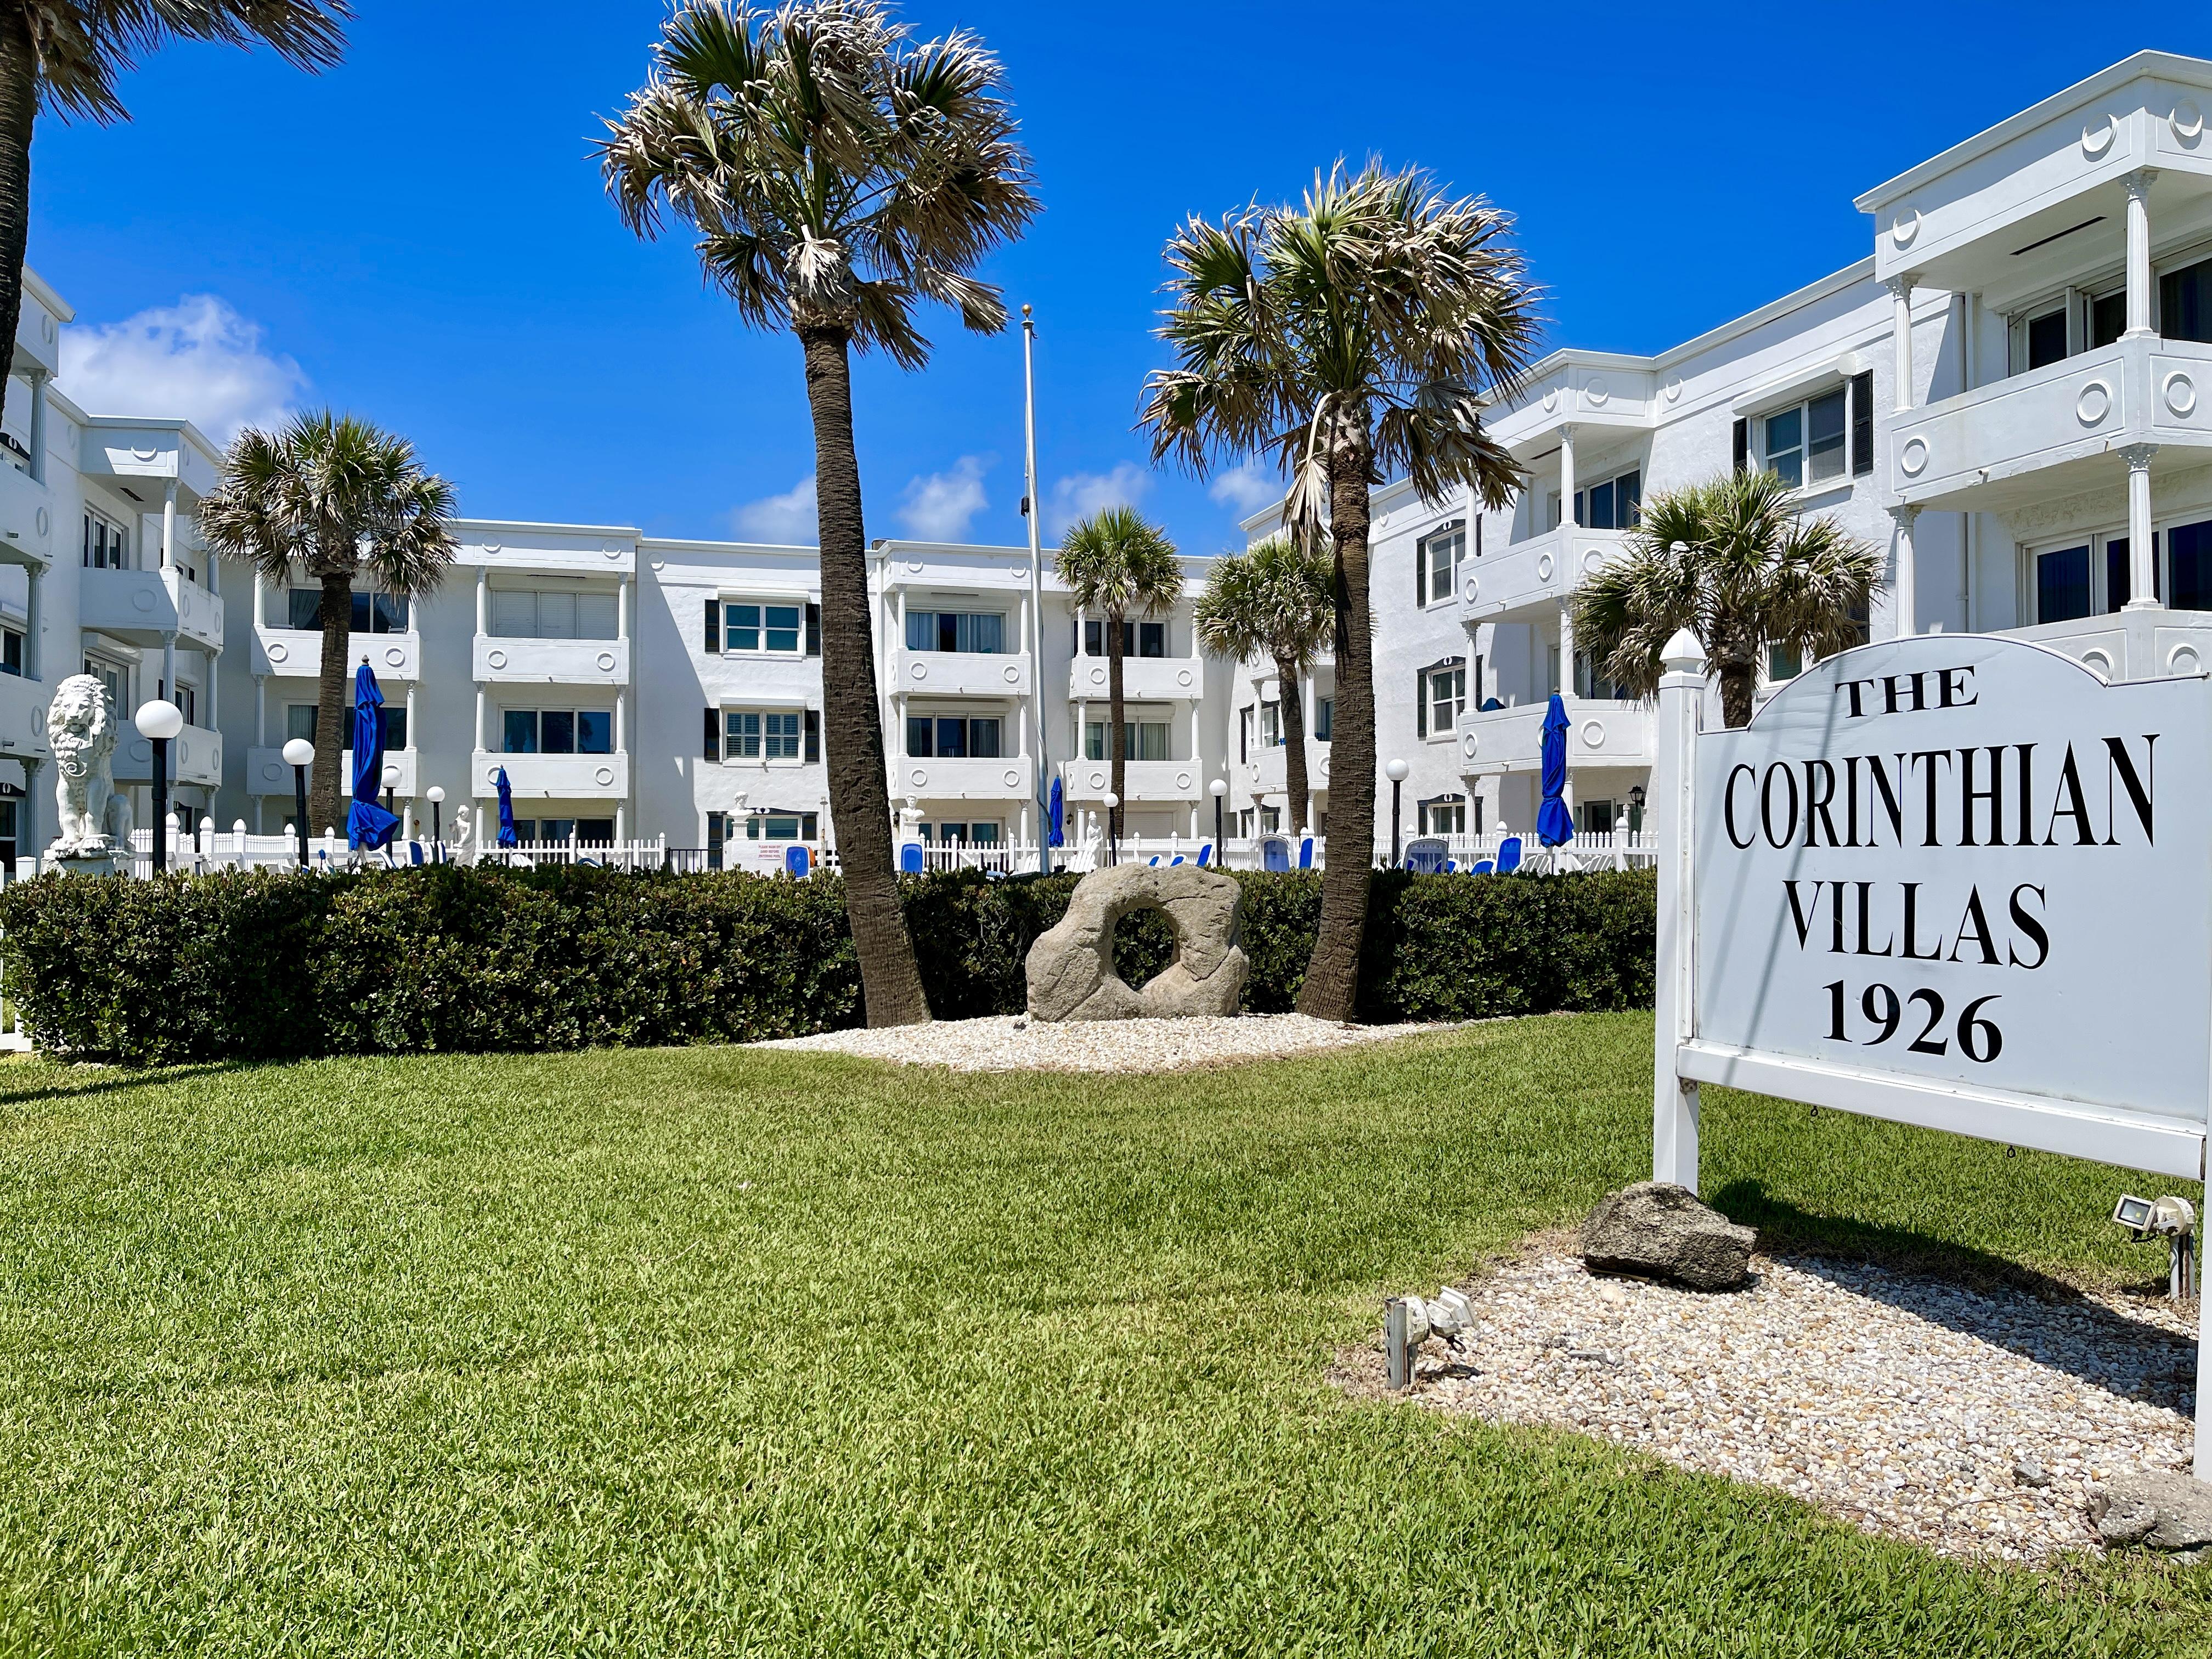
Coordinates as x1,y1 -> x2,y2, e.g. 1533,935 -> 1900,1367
496,767 -> 518,849
1047,776 -> 1064,848
347,662 -> 402,853
1537,693 -> 1575,849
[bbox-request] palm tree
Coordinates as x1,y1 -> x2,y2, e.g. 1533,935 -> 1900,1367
1572,469 -> 1882,730
1056,507 -> 1183,849
1142,162 -> 1539,1021
600,0 -> 1037,1029
1193,533 -> 1333,834
0,1 -> 348,433
199,412 -> 455,834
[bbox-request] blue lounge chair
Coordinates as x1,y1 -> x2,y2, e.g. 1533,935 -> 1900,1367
1472,859 -> 1496,874
1261,837 -> 1291,872
1195,843 -> 1213,867
1496,836 -> 1523,874
408,841 -> 425,866
899,843 -> 925,874
1297,836 -> 1314,869
1148,855 -> 1161,866
1169,854 -> 1184,866
1404,838 -> 1448,875
785,844 -> 811,878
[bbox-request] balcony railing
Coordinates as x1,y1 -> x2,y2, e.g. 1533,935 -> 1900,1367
80,565 -> 224,650
892,753 -> 1034,800
894,648 -> 1030,697
1060,757 -> 1203,802
1461,526 -> 1629,622
473,635 -> 632,686
246,746 -> 418,797
469,750 -> 630,798
114,719 -> 221,787
0,670 -> 48,761
0,464 -> 52,565
255,628 -> 421,680
1452,697 -> 1653,774
1067,654 -> 1204,700
1249,740 -> 1329,797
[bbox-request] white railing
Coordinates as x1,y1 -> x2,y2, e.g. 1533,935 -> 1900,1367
1429,827 -> 1657,871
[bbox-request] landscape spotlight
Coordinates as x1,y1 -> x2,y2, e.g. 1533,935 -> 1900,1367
1385,1286 -> 1476,1390
2114,1193 -> 2197,1299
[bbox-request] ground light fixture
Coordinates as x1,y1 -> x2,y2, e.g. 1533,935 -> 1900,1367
134,698 -> 184,874
1210,776 -> 1227,853
1385,758 -> 1410,868
1385,1285 -> 1475,1390
2113,1193 -> 2198,1299
281,738 -> 314,868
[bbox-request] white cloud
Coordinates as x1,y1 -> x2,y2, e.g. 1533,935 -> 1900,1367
896,454 -> 991,541
730,473 -> 819,544
58,295 -> 308,443
1209,459 -> 1282,516
1046,462 -> 1152,535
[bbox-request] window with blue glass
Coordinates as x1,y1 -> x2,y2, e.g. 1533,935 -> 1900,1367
2034,544 -> 2093,624
287,588 -> 409,631
2167,520 -> 2212,611
906,715 -> 1000,758
503,709 -> 612,755
905,610 -> 1004,653
725,602 -> 803,653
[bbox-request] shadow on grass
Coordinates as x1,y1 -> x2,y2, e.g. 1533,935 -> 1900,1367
1714,1179 -> 2196,1408
0,1058 -> 249,1109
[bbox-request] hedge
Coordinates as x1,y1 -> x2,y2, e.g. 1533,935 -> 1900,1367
0,865 -> 1655,1065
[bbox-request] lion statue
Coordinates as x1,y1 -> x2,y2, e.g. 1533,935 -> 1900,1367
46,674 -> 117,858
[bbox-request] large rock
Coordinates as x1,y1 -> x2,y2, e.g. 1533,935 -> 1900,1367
1579,1182 -> 1756,1291
2090,1471 -> 2212,1550
1025,863 -> 1248,1023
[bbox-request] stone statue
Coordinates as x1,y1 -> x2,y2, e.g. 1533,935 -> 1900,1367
46,674 -> 118,860
450,802 -> 475,861
1025,863 -> 1248,1022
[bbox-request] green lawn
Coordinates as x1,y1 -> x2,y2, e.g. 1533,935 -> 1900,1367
0,1013 -> 2203,1656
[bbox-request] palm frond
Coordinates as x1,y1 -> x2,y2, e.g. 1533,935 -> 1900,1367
28,0 -> 348,124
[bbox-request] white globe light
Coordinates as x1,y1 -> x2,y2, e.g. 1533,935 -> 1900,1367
1209,778 -> 1228,798
426,786 -> 445,804
382,764 -> 400,789
1102,792 -> 1120,808
135,699 -> 184,742
1385,758 -> 1410,783
282,738 -> 314,768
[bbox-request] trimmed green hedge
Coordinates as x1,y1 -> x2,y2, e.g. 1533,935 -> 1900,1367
0,865 -> 1655,1064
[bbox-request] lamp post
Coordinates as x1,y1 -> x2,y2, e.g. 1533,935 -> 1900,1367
426,785 -> 445,856
382,763 -> 400,823
1102,791 -> 1119,867
283,738 -> 314,868
1385,757 -> 1409,870
1628,782 -> 1646,836
135,699 -> 183,874
1209,776 -> 1227,854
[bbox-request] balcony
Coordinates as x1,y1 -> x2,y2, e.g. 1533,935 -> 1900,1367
246,746 -> 418,797
0,464 -> 52,565
893,753 -> 1034,801
1250,740 -> 1330,797
0,670 -> 48,760
473,635 -> 632,686
1067,654 -> 1204,700
79,565 -> 224,650
1462,526 -> 1629,623
1061,757 -> 1203,803
894,648 -> 1030,697
1453,698 -> 1652,776
114,720 -> 221,787
1892,335 -> 2212,512
255,628 -> 421,680
469,751 -> 630,798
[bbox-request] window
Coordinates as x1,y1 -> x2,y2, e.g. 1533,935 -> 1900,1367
906,715 -> 1000,759
744,811 -> 820,840
83,658 -> 126,718
517,818 -> 612,845
287,589 -> 410,632
1579,799 -> 1617,835
1768,642 -> 1803,682
1572,652 -> 1631,700
1314,697 -> 1333,741
723,601 -> 804,654
906,610 -> 1005,653
2090,288 -> 2127,350
1238,706 -> 1252,765
1236,809 -> 1254,838
489,588 -> 611,639
1573,470 -> 1642,531
1418,795 -> 1466,835
1257,701 -> 1281,748
1763,388 -> 1846,489
1416,661 -> 1465,739
176,685 -> 196,727
0,627 -> 20,677
2034,543 -> 2094,624
384,707 -> 408,749
504,709 -> 613,755
2163,255 -> 2212,345
922,820 -> 998,845
82,510 -> 129,570
2024,306 -> 2069,370
1260,805 -> 1281,833
1085,719 -> 1169,761
727,709 -> 801,761
286,703 -> 317,743
2169,520 -> 2212,611
1417,521 -> 1464,606
1080,618 -> 1165,657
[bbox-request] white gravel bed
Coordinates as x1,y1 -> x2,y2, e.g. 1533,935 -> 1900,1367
1393,1249 -> 2197,1563
754,1013 -> 1464,1073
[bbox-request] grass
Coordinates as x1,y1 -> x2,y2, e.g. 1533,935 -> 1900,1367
0,1012 -> 2203,1656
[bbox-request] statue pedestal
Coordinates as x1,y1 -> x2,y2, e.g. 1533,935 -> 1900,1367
47,848 -> 118,878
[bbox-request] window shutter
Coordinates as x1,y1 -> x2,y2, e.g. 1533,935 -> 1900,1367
1416,672 -> 1428,740
805,602 -> 821,656
1474,514 -> 1482,557
804,708 -> 820,764
1415,540 -> 1427,607
1850,370 -> 1875,476
1732,417 -> 1750,474
703,708 -> 720,763
704,600 -> 721,653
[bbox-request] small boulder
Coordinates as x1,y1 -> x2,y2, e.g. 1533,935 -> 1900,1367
2090,1472 -> 2212,1551
1578,1182 -> 1755,1291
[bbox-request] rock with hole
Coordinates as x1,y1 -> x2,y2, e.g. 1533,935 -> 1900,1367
1578,1181 -> 1756,1291
1024,863 -> 1248,1022
2090,1472 -> 2212,1550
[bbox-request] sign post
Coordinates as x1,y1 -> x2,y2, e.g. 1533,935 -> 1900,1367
1653,629 -> 2212,1475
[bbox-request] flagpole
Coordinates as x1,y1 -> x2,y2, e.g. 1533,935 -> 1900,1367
1022,303 -> 1049,874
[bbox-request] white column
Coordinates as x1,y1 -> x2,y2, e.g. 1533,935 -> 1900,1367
617,573 -> 630,642
25,369 -> 45,483
22,563 -> 38,680
1558,424 -> 1576,529
254,675 -> 266,747
404,683 -> 416,754
474,686 -> 486,754
475,567 -> 488,635
1888,274 -> 1917,413
2122,443 -> 2160,608
1558,598 -> 1575,701
615,687 -> 628,752
2125,170 -> 2159,337
1889,505 -> 1921,637
161,482 -> 177,571
162,633 -> 176,703
1651,627 -> 1705,1192
206,646 -> 218,733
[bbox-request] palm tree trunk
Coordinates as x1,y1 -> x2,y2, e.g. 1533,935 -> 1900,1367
1718,658 -> 1757,729
1296,438 -> 1377,1022
1107,607 -> 1126,854
0,13 -> 38,440
799,324 -> 930,1027
313,573 -> 354,837
1275,656 -> 1308,834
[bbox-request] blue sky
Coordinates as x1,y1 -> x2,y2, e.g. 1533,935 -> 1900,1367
28,3 -> 2212,554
